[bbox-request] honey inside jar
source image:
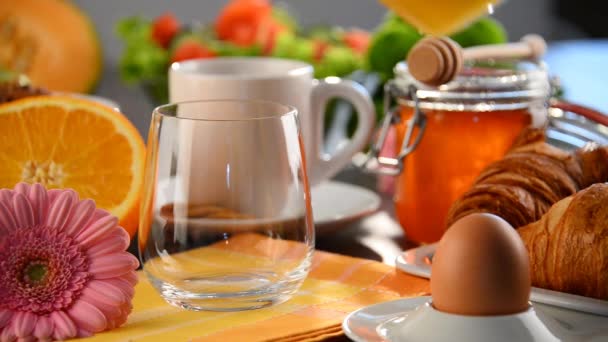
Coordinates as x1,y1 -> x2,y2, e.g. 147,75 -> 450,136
395,107 -> 531,243
388,61 -> 550,244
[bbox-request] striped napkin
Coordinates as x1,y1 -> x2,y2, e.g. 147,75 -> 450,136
85,234 -> 430,341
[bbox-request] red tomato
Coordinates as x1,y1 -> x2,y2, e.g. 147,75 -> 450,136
343,29 -> 371,54
313,39 -> 329,62
151,12 -> 180,48
215,0 -> 272,46
171,41 -> 217,62
257,20 -> 287,55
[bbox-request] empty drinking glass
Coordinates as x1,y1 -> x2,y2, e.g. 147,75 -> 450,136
139,99 -> 315,311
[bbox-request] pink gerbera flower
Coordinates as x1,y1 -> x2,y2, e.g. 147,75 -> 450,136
0,183 -> 139,341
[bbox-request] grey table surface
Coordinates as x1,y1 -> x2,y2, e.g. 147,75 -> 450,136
315,166 -> 414,265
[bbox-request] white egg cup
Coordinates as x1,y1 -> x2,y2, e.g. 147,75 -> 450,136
343,295 -> 608,341
380,301 -> 558,342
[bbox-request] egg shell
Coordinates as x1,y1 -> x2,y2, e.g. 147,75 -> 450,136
431,213 -> 531,316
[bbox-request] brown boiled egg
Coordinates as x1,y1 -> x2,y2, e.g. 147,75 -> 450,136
431,213 -> 531,316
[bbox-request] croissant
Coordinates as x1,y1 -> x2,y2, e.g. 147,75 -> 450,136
446,128 -> 608,228
518,183 -> 608,300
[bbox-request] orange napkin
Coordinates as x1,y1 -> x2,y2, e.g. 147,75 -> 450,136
85,234 -> 430,341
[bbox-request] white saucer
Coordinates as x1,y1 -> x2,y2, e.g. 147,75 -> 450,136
343,296 -> 608,342
311,181 -> 381,235
155,178 -> 380,236
395,244 -> 608,316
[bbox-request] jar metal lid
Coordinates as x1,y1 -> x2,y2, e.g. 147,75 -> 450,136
392,60 -> 552,111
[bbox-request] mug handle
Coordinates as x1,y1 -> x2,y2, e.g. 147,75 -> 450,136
309,77 -> 375,184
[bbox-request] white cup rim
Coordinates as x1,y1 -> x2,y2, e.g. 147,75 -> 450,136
153,98 -> 298,122
170,57 -> 313,80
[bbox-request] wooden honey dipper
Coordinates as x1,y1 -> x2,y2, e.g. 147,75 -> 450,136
407,34 -> 547,86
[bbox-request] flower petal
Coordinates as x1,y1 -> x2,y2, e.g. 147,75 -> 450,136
122,270 -> 140,287
93,208 -> 111,222
0,324 -> 16,342
13,183 -> 30,196
110,302 -> 132,329
27,183 -> 48,225
78,329 -> 93,337
86,230 -> 130,258
80,286 -> 122,307
46,189 -> 63,205
67,299 -> 107,333
50,311 -> 77,340
33,315 -> 53,340
0,189 -> 13,203
89,253 -> 139,279
12,311 -> 36,338
121,306 -> 134,324
76,215 -> 119,247
79,292 -> 121,320
0,201 -> 17,234
0,309 -> 12,329
86,280 -> 128,304
105,273 -> 138,299
63,199 -> 96,238
45,190 -> 77,230
12,193 -> 34,229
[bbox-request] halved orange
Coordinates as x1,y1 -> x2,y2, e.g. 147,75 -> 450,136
0,95 -> 145,238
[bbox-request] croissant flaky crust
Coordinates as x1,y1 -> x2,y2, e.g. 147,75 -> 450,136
446,129 -> 608,228
518,183 -> 608,300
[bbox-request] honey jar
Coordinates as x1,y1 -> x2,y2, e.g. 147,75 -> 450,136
361,61 -> 551,243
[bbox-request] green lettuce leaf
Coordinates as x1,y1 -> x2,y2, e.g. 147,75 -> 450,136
116,17 -> 169,84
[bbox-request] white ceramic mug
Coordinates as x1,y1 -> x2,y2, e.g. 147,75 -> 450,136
169,57 -> 375,185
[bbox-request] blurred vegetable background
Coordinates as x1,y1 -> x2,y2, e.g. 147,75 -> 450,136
117,0 -> 507,106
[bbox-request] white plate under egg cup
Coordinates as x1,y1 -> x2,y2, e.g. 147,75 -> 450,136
343,296 -> 608,342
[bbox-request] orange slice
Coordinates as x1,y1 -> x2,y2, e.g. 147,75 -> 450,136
0,95 -> 145,238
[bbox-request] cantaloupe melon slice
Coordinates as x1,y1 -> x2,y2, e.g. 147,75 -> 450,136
379,0 -> 501,35
0,0 -> 102,93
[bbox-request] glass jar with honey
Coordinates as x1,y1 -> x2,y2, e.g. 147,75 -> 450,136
362,61 -> 551,244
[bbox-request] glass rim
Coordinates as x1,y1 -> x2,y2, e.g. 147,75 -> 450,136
153,99 -> 298,122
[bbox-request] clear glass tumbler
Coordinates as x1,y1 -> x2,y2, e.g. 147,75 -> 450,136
139,100 -> 315,311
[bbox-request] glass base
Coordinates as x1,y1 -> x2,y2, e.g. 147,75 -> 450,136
147,270 -> 307,312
